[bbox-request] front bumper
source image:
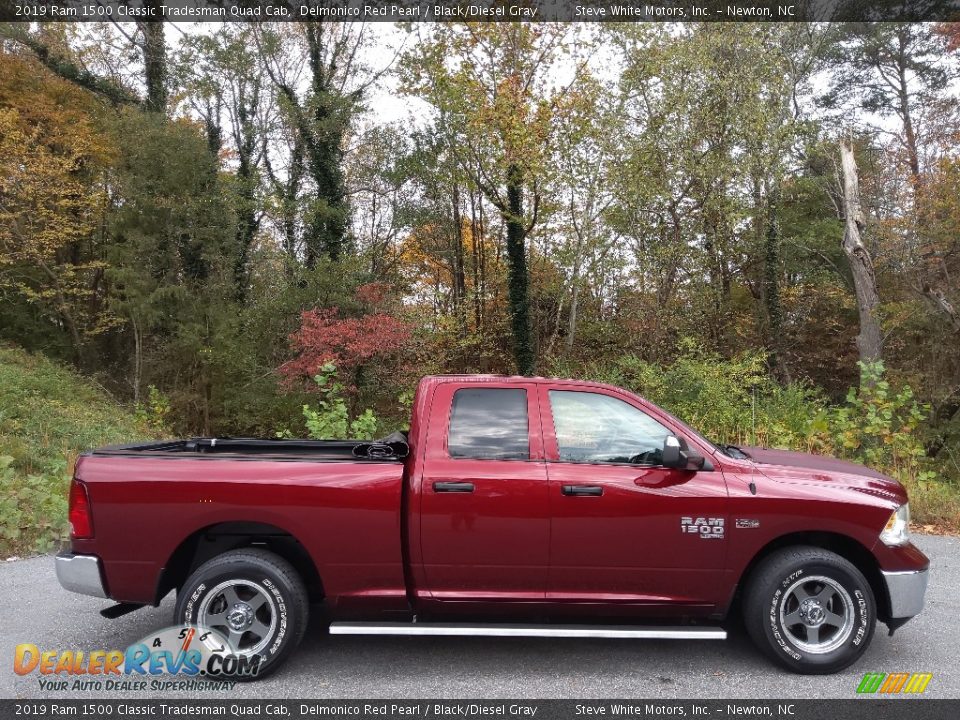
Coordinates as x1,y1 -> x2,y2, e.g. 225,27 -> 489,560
55,552 -> 107,598
882,567 -> 929,618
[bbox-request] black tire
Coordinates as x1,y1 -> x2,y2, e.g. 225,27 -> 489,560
742,546 -> 876,674
175,548 -> 308,681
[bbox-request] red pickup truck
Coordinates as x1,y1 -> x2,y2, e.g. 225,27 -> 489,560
56,375 -> 929,679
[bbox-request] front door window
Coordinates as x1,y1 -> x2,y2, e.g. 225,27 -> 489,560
549,390 -> 671,465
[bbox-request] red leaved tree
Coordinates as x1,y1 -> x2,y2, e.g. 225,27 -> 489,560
939,23 -> 960,52
281,285 -> 413,395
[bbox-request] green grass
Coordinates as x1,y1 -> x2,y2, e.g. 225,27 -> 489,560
0,344 -> 157,556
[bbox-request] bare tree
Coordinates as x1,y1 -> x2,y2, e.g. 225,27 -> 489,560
840,138 -> 883,365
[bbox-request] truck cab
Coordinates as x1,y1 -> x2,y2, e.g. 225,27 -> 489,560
408,376 -> 729,611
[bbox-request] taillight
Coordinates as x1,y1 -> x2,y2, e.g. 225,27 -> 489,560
68,479 -> 93,539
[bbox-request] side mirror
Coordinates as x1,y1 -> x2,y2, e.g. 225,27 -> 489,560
662,435 -> 706,471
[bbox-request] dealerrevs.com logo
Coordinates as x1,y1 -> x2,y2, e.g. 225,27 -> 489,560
13,626 -> 259,691
856,672 -> 933,694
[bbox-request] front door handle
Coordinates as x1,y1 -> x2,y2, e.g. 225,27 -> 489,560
433,481 -> 475,493
561,485 -> 603,497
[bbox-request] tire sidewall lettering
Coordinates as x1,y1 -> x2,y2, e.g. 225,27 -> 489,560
768,587 -> 801,660
183,573 -> 289,661
781,568 -> 803,588
262,577 -> 287,656
183,582 -> 206,624
852,588 -> 868,646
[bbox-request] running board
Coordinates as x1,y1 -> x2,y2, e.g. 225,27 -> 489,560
329,622 -> 726,640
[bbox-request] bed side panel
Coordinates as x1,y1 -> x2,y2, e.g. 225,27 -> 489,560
72,455 -> 406,609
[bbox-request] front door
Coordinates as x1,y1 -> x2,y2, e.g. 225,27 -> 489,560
540,386 -> 729,608
417,382 -> 549,602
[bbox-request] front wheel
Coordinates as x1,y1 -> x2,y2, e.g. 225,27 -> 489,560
742,546 -> 876,674
175,548 -> 308,680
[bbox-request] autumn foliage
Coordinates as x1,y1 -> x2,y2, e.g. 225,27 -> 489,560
938,23 -> 960,52
281,289 -> 413,392
0,55 -> 117,358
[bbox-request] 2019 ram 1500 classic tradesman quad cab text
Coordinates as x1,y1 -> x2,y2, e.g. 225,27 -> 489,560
56,375 -> 929,678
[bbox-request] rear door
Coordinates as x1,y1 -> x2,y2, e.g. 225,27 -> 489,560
417,381 -> 549,601
540,385 -> 729,608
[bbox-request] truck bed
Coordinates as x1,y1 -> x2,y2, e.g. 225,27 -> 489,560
90,433 -> 409,461
73,434 -> 410,606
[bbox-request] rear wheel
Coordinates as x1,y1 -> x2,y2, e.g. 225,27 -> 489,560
742,546 -> 876,674
175,548 -> 308,680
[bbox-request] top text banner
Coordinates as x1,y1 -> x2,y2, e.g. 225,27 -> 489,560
1,0 -> 959,22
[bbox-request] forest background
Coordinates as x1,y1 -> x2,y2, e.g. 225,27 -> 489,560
1,19 -> 960,553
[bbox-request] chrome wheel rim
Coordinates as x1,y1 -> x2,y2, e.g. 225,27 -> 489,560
197,580 -> 276,657
779,574 -> 855,654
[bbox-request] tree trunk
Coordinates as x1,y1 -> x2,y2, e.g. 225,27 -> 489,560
545,290 -> 565,358
303,26 -> 350,264
840,139 -> 883,365
763,188 -> 790,383
138,15 -> 167,114
451,182 -> 467,332
36,258 -> 84,367
469,187 -> 482,335
565,269 -> 581,352
234,201 -> 256,303
896,30 -> 922,182
478,189 -> 487,333
504,164 -> 535,375
204,99 -> 223,158
920,284 -> 960,332
284,135 -> 305,269
233,103 -> 260,303
132,315 -> 142,405
202,379 -> 211,436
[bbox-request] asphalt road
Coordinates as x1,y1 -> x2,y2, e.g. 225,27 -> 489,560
1,534 -> 956,700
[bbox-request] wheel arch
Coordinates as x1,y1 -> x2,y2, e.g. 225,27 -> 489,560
155,521 -> 324,604
731,531 -> 890,621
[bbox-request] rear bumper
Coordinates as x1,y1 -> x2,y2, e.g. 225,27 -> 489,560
882,567 -> 929,619
55,552 -> 107,598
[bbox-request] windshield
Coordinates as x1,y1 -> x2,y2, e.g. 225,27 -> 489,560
630,399 -> 750,460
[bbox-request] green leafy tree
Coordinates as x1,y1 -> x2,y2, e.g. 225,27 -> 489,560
106,109 -> 237,429
174,24 -> 270,303
255,24 -> 377,265
821,22 -> 955,181
403,24 -> 587,375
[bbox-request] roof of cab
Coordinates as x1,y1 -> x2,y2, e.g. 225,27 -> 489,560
418,374 -> 610,388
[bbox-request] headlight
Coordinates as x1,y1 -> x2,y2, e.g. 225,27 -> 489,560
880,503 -> 910,546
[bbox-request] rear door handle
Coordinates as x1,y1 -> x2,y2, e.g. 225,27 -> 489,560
433,481 -> 475,493
561,485 -> 603,497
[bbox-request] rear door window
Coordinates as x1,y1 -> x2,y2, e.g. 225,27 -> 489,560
448,388 -> 529,460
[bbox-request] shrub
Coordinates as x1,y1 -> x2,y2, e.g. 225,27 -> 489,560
301,363 -> 379,440
551,341 -> 826,451
0,455 -> 68,554
134,385 -> 172,434
814,362 -> 949,526
280,304 -> 412,394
